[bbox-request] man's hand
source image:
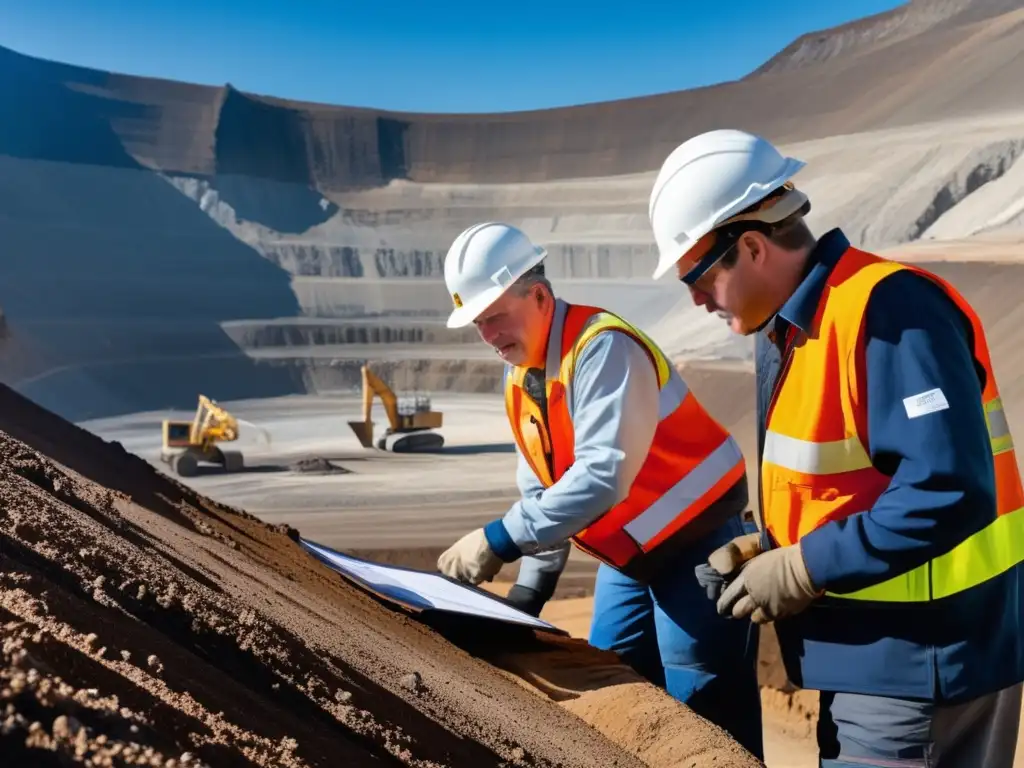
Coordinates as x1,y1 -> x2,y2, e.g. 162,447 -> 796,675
437,528 -> 504,585
715,543 -> 821,624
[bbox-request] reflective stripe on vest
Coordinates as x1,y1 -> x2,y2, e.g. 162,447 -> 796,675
762,248 -> 1024,602
504,302 -> 745,570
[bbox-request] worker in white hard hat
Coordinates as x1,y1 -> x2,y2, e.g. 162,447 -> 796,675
435,221 -> 764,758
649,128 -> 1024,766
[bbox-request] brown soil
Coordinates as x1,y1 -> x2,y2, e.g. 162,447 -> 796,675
484,579 -> 818,746
756,627 -> 819,741
0,383 -> 761,767
487,634 -> 761,767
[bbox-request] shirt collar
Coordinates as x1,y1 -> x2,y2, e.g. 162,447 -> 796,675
776,228 -> 851,334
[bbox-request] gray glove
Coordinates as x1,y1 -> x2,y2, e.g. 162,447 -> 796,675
503,584 -> 549,617
694,562 -> 728,602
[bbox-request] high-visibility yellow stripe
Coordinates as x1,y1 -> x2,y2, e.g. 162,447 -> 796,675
992,435 -> 1015,456
829,505 -> 1024,602
769,410 -> 1024,603
564,312 -> 672,387
762,431 -> 873,475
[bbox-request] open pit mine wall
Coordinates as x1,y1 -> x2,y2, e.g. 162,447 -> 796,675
0,46 -> 308,421
3,2 -> 1024,423
6,6 -> 1024,192
0,44 -> 689,422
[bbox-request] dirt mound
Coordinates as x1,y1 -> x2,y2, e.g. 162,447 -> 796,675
0,383 -> 761,766
290,456 -> 350,474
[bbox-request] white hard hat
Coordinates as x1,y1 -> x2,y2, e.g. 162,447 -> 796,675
648,129 -> 808,280
443,222 -> 548,328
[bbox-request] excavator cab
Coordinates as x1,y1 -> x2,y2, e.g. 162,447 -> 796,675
160,394 -> 246,477
348,365 -> 445,453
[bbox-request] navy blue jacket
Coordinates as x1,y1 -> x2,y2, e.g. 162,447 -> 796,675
758,228 -> 1024,702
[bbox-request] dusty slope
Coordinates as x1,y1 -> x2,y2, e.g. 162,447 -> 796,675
0,382 -> 761,767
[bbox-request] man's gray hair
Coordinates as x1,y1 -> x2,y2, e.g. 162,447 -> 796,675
510,263 -> 554,298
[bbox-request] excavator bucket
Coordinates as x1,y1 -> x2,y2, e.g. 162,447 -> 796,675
347,420 -> 375,448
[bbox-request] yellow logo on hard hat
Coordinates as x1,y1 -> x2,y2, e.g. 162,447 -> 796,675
452,292 -> 463,308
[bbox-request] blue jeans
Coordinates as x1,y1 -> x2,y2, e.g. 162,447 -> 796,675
588,514 -> 764,759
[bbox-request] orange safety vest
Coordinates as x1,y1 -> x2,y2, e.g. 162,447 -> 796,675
762,246 -> 1024,602
504,302 -> 746,578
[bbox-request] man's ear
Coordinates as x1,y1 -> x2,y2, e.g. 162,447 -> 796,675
744,232 -> 769,267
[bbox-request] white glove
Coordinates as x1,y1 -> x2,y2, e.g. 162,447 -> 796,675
437,528 -> 503,585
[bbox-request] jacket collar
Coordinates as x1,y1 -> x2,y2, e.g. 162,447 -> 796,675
776,228 -> 851,336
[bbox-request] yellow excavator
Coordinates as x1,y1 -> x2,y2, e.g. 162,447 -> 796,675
160,394 -> 245,477
347,365 -> 444,452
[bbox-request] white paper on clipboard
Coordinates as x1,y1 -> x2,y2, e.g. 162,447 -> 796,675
300,537 -> 563,633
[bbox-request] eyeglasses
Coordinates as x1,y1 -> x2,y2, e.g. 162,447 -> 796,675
680,241 -> 739,288
678,221 -> 773,287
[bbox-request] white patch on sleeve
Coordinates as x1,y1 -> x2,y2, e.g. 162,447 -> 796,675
903,388 -> 950,419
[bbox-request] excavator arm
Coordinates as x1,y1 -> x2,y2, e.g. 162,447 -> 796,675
348,364 -> 443,451
190,395 -> 239,450
349,365 -> 401,447
361,366 -> 401,431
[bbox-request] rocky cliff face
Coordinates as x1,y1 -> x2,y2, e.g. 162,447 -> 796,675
4,0 -> 1023,190
751,0 -> 1023,76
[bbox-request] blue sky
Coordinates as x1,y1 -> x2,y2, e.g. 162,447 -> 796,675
3,0 -> 904,113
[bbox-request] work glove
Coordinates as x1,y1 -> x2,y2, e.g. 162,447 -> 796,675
696,531 -> 763,602
708,531 -> 765,574
694,563 -> 728,602
437,528 -> 504,585
503,584 -> 548,617
711,539 -> 821,625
